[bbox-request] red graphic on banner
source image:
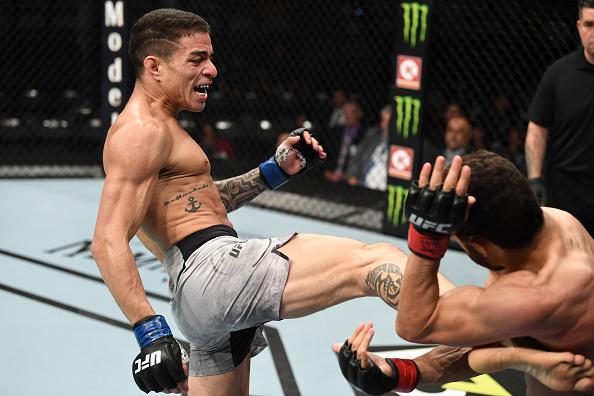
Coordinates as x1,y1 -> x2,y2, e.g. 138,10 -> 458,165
389,145 -> 414,180
396,55 -> 422,91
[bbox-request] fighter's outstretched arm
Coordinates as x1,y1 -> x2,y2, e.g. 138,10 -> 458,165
335,322 -> 594,394
215,128 -> 326,212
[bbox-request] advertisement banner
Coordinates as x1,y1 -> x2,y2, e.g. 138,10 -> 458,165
383,0 -> 433,236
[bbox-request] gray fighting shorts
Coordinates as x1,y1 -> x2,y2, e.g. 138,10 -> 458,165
163,225 -> 294,376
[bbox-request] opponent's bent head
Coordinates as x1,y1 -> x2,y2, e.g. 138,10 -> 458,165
129,9 -> 211,77
456,150 -> 544,250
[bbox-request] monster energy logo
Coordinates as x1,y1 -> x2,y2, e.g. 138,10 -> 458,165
395,96 -> 421,139
387,184 -> 408,226
401,2 -> 429,48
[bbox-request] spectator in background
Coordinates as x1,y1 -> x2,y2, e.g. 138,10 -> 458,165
199,121 -> 236,160
422,102 -> 466,164
327,89 -> 348,128
443,115 -> 472,167
345,104 -> 391,191
471,126 -> 487,150
325,100 -> 364,183
442,102 -> 463,124
525,0 -> 594,237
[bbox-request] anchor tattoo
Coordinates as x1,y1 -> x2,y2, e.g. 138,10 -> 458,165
185,196 -> 202,213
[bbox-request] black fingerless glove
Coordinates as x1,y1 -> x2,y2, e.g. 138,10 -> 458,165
258,127 -> 324,189
132,315 -> 188,393
404,181 -> 468,260
337,340 -> 419,394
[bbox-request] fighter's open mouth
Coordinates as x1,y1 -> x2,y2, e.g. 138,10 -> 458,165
194,85 -> 210,94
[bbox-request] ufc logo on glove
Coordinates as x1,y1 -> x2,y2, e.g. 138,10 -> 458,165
134,350 -> 162,374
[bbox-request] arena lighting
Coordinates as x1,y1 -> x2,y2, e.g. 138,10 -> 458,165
215,120 -> 232,130
260,120 -> 272,130
1,118 -> 20,127
24,89 -> 39,98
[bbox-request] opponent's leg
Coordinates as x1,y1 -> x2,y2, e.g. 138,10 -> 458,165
277,234 -> 454,318
188,356 -> 251,396
469,346 -> 594,392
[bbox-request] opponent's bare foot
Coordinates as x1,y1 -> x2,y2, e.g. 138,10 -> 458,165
520,351 -> 594,392
471,347 -> 594,393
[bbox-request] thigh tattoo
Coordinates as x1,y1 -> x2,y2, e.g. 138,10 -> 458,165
366,263 -> 403,309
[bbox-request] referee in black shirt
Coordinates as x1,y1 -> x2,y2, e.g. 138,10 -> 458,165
525,0 -> 594,238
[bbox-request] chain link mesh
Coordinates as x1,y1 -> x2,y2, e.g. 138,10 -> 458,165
0,0 -> 582,230
0,0 -> 103,170
421,0 -> 579,175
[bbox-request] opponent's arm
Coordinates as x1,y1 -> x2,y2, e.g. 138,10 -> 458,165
92,124 -> 188,394
215,128 -> 325,212
525,121 -> 549,204
336,324 -> 594,394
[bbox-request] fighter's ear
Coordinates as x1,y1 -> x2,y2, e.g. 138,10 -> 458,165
466,235 -> 489,256
143,56 -> 162,81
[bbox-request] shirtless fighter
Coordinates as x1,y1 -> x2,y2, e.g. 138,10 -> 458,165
91,9 -> 582,396
394,151 -> 594,395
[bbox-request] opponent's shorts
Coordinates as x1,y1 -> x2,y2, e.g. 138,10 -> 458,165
163,225 -> 294,376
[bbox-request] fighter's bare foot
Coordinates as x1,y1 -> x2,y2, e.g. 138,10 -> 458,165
526,351 -> 594,391
516,351 -> 594,392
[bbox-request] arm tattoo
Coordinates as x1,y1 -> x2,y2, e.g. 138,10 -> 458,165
366,263 -> 403,309
215,168 -> 268,212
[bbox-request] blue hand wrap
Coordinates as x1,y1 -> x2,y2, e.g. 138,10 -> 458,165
259,157 -> 289,190
133,315 -> 173,348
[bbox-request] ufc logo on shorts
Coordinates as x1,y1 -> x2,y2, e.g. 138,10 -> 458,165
134,350 -> 162,374
409,214 -> 451,233
229,243 -> 243,258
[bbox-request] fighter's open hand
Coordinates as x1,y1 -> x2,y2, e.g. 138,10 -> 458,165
405,155 -> 475,259
417,155 -> 475,204
332,322 -> 419,394
333,322 -> 393,373
276,128 -> 326,176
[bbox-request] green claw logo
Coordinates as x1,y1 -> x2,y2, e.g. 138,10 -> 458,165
387,185 -> 409,226
394,96 -> 421,140
401,2 -> 429,48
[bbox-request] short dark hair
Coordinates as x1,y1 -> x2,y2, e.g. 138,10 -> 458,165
456,150 -> 544,249
579,0 -> 594,18
129,9 -> 210,76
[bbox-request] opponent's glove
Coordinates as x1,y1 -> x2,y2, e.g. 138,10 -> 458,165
259,127 -> 324,190
528,177 -> 546,205
337,340 -> 418,394
404,181 -> 468,260
132,315 -> 189,393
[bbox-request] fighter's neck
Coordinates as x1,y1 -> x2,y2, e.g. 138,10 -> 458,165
130,80 -> 179,119
502,212 -> 554,272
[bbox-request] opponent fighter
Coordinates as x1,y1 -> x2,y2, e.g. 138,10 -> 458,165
91,9 -> 574,396
393,151 -> 594,395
